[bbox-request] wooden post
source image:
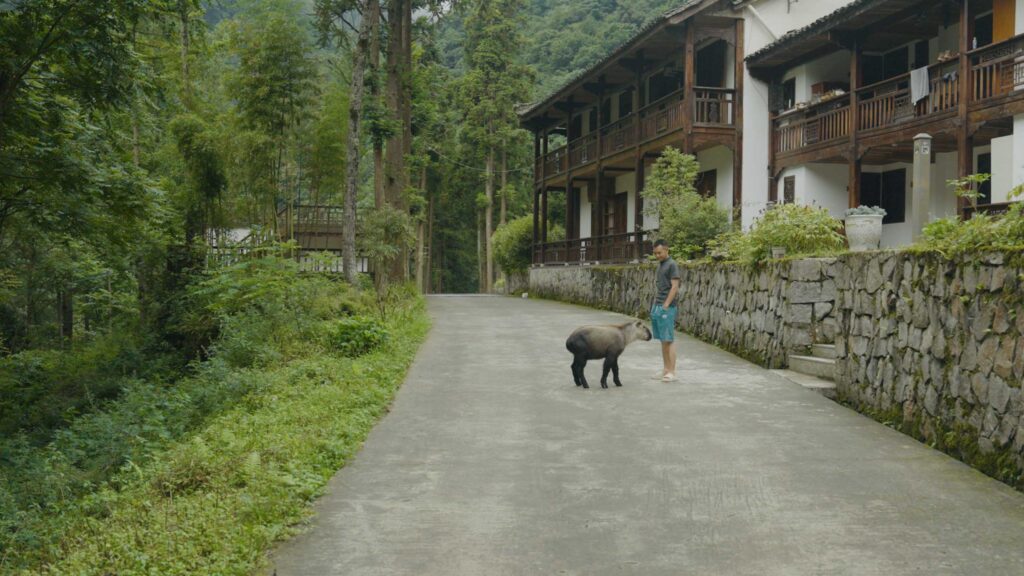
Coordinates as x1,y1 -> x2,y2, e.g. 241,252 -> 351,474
768,77 -> 777,204
634,150 -> 645,259
957,0 -> 974,217
566,100 -> 575,243
733,18 -> 745,224
683,22 -> 696,152
849,38 -> 862,208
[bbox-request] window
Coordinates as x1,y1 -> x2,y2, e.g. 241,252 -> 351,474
618,88 -> 634,118
601,98 -> 612,126
783,176 -> 795,204
648,70 -> 682,103
860,169 -> 906,224
914,41 -> 929,70
570,114 -> 583,139
978,153 -> 992,205
587,109 -> 596,133
975,13 -> 993,48
883,47 -> 909,80
697,170 -> 718,199
782,78 -> 796,110
696,40 -> 727,88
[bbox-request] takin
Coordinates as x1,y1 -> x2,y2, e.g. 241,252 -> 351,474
565,320 -> 652,389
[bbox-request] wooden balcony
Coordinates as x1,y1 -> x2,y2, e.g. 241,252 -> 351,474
535,87 -> 736,183
532,231 -> 657,266
771,33 -> 1024,164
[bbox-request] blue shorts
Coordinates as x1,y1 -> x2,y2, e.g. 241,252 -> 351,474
650,305 -> 677,342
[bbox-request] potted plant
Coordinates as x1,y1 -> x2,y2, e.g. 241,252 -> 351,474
845,206 -> 887,251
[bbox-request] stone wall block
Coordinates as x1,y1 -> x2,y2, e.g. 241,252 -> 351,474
973,373 -> 990,405
990,376 -> 1011,414
978,336 -> 999,377
994,337 -> 1016,380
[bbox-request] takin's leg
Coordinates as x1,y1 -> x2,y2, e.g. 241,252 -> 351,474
609,353 -> 623,387
600,357 -> 614,389
575,355 -> 590,389
571,359 -> 583,387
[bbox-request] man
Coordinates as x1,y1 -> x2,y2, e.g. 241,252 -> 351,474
650,239 -> 680,382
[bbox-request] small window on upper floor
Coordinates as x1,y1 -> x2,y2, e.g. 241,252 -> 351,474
975,13 -> 993,48
619,88 -> 634,118
782,78 -> 796,110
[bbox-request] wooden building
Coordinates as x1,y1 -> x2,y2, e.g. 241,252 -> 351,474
521,0 -> 1024,264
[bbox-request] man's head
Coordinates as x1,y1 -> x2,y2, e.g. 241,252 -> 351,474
653,239 -> 669,262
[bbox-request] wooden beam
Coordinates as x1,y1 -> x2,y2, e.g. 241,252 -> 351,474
849,38 -> 862,209
733,18 -> 745,224
957,0 -> 972,217
683,22 -> 695,153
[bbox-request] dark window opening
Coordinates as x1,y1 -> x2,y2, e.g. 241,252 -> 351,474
975,13 -> 993,48
697,170 -> 718,199
978,153 -> 993,205
863,54 -> 885,86
618,88 -> 634,118
587,109 -> 597,134
782,78 -> 796,110
601,97 -> 612,125
883,46 -> 909,80
784,176 -> 795,204
570,114 -> 583,140
860,169 -> 906,224
914,41 -> 929,70
696,40 -> 727,88
648,70 -> 682,104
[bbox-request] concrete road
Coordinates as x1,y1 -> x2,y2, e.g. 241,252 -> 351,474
271,295 -> 1024,576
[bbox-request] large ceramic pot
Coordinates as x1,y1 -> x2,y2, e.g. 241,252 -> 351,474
845,214 -> 884,251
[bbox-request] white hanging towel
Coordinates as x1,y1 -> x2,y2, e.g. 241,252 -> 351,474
910,66 -> 930,104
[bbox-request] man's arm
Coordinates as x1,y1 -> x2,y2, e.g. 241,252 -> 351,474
664,277 -> 680,308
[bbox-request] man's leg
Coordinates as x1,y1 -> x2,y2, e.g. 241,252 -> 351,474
661,341 -> 673,374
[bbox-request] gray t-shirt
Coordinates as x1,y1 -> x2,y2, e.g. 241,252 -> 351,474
654,258 -> 681,307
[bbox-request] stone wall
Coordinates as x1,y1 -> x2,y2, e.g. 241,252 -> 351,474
529,259 -> 838,367
530,250 -> 1024,488
832,251 -> 1024,487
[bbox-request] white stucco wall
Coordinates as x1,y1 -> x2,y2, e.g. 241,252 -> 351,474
614,172 -> 637,232
579,182 -> 592,238
695,146 -> 735,216
740,0 -> 852,231
932,152 -> 959,219
1016,116 -> 1024,192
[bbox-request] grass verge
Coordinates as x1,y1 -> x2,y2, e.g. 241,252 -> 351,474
18,295 -> 429,575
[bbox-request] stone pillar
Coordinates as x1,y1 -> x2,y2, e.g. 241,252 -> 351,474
912,133 -> 933,241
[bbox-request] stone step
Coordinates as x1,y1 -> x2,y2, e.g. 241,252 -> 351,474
787,354 -> 836,381
770,369 -> 837,400
811,344 -> 837,360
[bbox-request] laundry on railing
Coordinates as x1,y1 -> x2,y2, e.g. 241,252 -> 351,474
910,66 -> 931,104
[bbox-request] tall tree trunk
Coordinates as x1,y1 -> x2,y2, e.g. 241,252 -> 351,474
369,2 -> 384,209
500,145 -> 508,226
178,0 -> 190,103
385,0 -> 410,281
414,167 -> 426,292
477,210 -> 485,293
425,187 -> 434,294
484,147 -> 494,293
342,0 -> 378,284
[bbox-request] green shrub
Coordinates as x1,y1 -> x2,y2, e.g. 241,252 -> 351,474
493,216 -> 534,274
642,147 -> 730,259
330,316 -> 390,357
711,204 -> 845,263
915,194 -> 1024,256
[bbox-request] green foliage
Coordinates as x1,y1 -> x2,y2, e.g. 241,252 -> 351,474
493,216 -> 535,274
916,202 -> 1024,257
711,204 -> 846,264
947,173 -> 992,203
642,147 -> 730,259
330,316 -> 390,357
0,255 -> 397,571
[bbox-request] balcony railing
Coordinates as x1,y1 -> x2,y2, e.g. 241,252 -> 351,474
694,87 -> 735,126
534,87 -> 738,182
774,95 -> 852,154
532,231 -> 657,266
971,33 -> 1024,102
857,60 -> 959,131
